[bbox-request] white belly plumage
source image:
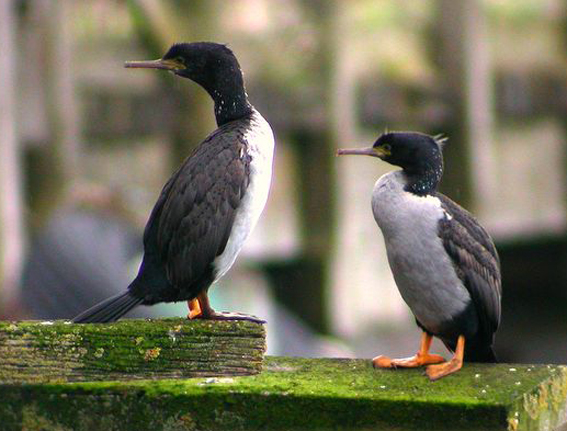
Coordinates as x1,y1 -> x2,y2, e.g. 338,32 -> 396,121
213,111 -> 275,281
372,171 -> 471,333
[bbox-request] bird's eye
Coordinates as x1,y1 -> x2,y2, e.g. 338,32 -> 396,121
382,144 -> 392,152
175,56 -> 185,65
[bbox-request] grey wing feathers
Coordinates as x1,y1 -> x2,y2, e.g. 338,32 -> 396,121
436,193 -> 501,340
437,194 -> 499,267
142,170 -> 179,251
152,127 -> 250,288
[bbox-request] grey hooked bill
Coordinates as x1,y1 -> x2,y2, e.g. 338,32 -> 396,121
336,147 -> 377,157
124,59 -> 169,69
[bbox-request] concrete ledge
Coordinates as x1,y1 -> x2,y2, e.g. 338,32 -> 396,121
1,356 -> 566,431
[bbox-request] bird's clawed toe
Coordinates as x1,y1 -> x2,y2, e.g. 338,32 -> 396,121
394,353 -> 446,368
426,334 -> 465,380
373,352 -> 445,369
206,311 -> 266,324
373,332 -> 446,370
372,355 -> 395,368
415,353 -> 446,366
425,358 -> 463,381
186,293 -> 265,323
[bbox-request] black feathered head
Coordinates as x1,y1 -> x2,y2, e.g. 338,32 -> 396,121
126,42 -> 243,95
337,131 -> 447,195
370,132 -> 445,174
125,42 -> 251,125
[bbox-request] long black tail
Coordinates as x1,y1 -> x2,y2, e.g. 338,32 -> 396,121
72,291 -> 143,323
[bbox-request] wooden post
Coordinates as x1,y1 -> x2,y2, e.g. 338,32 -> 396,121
129,0 -> 216,166
272,0 -> 347,334
46,0 -> 81,184
26,0 -> 82,221
0,0 -> 26,315
22,0 -> 83,226
431,0 -> 496,210
0,318 -> 266,383
460,0 -> 498,217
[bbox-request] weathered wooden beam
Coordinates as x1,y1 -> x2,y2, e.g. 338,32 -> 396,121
0,318 -> 265,383
1,356 -> 565,431
0,0 -> 26,316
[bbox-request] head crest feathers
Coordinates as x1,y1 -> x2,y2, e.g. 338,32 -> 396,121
433,134 -> 448,147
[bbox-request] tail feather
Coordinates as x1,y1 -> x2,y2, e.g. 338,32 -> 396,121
72,291 -> 143,323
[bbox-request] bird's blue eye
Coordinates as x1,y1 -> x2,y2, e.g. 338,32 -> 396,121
382,144 -> 392,152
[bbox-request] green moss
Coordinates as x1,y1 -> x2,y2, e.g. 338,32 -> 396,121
0,318 -> 265,383
1,357 -> 565,430
143,347 -> 162,361
22,405 -> 71,431
512,366 -> 567,430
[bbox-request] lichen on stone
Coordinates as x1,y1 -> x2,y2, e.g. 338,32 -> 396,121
144,347 -> 162,362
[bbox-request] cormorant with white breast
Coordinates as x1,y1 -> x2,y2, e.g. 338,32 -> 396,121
73,42 -> 274,323
337,132 -> 501,380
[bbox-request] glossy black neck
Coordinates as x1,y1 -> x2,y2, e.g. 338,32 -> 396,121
205,73 -> 253,126
403,155 -> 443,196
212,89 -> 252,126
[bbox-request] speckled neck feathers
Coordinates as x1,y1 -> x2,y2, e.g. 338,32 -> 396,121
210,84 -> 252,127
200,55 -> 252,126
403,151 -> 444,196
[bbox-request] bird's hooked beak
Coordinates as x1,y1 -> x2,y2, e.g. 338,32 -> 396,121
336,146 -> 388,159
124,58 -> 184,71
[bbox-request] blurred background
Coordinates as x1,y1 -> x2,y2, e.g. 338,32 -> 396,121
0,0 -> 566,363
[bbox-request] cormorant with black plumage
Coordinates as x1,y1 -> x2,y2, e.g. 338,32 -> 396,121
73,42 -> 274,324
337,132 -> 501,380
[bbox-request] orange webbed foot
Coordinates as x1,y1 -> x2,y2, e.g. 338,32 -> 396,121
425,335 -> 465,381
373,353 -> 445,369
394,353 -> 446,368
373,355 -> 395,368
372,332 -> 445,369
425,357 -> 463,380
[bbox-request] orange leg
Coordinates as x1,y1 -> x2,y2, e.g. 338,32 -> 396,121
187,298 -> 202,319
426,335 -> 465,381
373,332 -> 446,369
188,291 -> 265,323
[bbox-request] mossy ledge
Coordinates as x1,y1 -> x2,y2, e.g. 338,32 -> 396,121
0,318 -> 265,383
1,356 -> 566,431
